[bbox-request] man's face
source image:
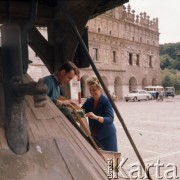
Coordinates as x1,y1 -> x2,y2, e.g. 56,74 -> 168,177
58,70 -> 75,85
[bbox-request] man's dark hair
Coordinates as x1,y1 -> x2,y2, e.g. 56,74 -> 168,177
58,61 -> 79,75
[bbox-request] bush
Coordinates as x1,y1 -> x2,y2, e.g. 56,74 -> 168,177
161,69 -> 180,94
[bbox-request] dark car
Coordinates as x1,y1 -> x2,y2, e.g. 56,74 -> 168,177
165,87 -> 175,97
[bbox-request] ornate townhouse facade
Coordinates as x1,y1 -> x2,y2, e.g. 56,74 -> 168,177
80,4 -> 160,99
27,4 -> 161,100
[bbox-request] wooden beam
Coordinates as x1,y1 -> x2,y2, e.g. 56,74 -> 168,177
28,26 -> 54,73
0,48 -> 5,127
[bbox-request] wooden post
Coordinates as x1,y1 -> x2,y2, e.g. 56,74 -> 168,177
1,25 -> 28,154
77,74 -> 81,105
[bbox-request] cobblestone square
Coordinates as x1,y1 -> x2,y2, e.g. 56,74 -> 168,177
114,96 -> 180,179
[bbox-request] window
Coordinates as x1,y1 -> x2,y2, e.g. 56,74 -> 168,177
98,28 -> 100,33
129,53 -> 133,65
92,48 -> 98,61
113,51 -> 116,63
136,54 -> 140,66
149,56 -> 152,67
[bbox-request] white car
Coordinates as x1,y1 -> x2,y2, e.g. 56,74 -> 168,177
124,90 -> 152,102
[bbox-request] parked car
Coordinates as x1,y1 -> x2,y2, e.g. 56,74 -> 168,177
165,87 -> 175,97
124,90 -> 153,102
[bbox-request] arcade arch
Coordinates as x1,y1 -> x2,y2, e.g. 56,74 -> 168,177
152,78 -> 157,85
142,78 -> 147,89
114,77 -> 122,99
80,75 -> 89,98
101,76 -> 108,87
129,77 -> 137,92
101,76 -> 108,95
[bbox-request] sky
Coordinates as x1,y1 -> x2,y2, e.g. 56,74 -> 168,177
126,0 -> 180,44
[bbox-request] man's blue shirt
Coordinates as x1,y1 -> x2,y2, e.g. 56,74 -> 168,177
43,75 -> 61,103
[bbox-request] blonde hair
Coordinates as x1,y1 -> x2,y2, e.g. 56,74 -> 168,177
86,77 -> 102,89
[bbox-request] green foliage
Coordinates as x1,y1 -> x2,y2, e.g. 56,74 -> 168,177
174,74 -> 180,94
160,42 -> 180,58
160,42 -> 180,94
161,69 -> 180,94
160,54 -> 174,70
161,69 -> 175,87
160,42 -> 180,70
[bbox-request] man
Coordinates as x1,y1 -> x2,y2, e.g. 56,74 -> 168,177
43,61 -> 79,108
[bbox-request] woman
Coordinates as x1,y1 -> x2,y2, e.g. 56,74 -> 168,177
82,77 -> 118,152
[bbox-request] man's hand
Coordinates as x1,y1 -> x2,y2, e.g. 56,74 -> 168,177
56,99 -> 76,108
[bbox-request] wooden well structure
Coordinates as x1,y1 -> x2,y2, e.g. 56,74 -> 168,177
0,0 -> 127,179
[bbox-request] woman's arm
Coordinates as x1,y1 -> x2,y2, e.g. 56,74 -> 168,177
101,99 -> 114,125
85,112 -> 104,123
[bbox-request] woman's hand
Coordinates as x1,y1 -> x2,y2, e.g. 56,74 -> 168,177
85,112 -> 104,123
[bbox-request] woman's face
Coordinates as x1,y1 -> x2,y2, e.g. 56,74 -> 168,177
89,86 -> 102,100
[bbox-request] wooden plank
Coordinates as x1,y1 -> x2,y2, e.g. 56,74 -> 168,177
26,108 -> 40,142
0,139 -> 74,180
36,139 -> 74,180
58,114 -> 107,166
0,127 -> 2,149
39,118 -> 65,139
55,138 -> 101,180
53,114 -> 87,152
26,122 -> 36,144
0,130 -> 1,149
25,95 -> 60,120
26,106 -> 49,142
0,127 -> 9,150
72,108 -> 105,160
55,116 -> 108,179
51,114 -> 107,179
30,115 -> 50,141
25,95 -> 48,120
62,120 -> 107,176
42,114 -> 79,152
47,99 -> 64,117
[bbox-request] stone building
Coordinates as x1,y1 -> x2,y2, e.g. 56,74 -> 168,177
27,4 -> 161,100
80,4 -> 160,99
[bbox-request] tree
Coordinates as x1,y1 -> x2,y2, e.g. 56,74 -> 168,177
160,42 -> 180,70
160,42 -> 180,94
160,54 -> 174,70
174,74 -> 180,94
161,69 -> 175,87
161,73 -> 175,87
